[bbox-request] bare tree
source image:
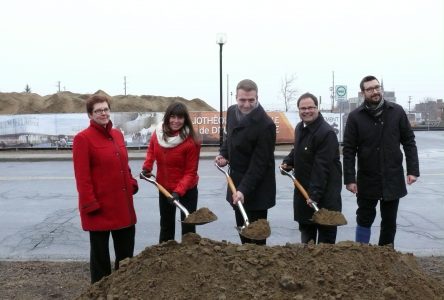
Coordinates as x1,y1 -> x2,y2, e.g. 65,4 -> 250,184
280,74 -> 298,112
24,84 -> 31,93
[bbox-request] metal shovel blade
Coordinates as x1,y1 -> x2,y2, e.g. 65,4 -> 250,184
139,172 -> 217,225
215,164 -> 271,240
236,219 -> 271,240
279,166 -> 347,226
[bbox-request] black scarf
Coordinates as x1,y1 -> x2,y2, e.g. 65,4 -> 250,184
364,98 -> 385,119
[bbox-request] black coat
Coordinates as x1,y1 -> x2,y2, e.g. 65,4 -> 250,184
342,100 -> 420,200
283,114 -> 342,224
219,104 -> 276,210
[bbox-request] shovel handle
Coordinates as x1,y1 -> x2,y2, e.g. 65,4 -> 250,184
292,178 -> 320,212
292,178 -> 310,200
279,166 -> 318,212
156,183 -> 173,198
215,164 -> 250,226
226,176 -> 237,194
139,172 -> 190,216
215,164 -> 238,195
226,173 -> 250,226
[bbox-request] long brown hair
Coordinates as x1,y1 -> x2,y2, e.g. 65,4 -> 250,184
162,102 -> 197,143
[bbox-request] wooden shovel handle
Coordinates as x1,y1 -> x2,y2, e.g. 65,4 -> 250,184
293,178 -> 310,200
227,176 -> 237,194
156,183 -> 173,199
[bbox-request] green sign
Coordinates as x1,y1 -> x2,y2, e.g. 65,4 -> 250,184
335,85 -> 347,102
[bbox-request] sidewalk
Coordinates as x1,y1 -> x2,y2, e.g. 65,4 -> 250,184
0,145 -> 293,161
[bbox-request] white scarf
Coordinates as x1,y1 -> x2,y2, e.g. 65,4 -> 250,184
155,122 -> 188,148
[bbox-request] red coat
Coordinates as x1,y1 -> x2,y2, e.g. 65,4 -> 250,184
73,120 -> 138,231
143,130 -> 200,196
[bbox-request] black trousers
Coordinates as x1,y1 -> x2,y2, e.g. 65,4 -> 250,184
234,208 -> 268,245
89,225 -> 135,284
299,223 -> 337,244
158,186 -> 198,243
356,197 -> 400,246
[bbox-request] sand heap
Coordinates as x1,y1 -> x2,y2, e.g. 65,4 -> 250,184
0,91 -> 216,115
78,233 -> 444,300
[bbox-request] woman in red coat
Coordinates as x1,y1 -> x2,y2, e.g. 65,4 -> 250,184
142,102 -> 201,243
73,95 -> 138,283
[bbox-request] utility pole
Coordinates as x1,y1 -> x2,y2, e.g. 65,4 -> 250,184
57,81 -> 61,93
124,76 -> 127,96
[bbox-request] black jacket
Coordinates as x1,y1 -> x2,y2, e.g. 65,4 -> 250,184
219,104 -> 276,210
283,113 -> 342,224
342,100 -> 420,200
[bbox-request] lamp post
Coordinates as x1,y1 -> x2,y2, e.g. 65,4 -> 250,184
216,33 -> 227,147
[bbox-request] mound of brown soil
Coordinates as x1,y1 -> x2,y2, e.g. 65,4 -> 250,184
0,91 -> 216,115
78,233 -> 444,300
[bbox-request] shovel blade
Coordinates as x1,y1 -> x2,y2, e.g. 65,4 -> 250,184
235,219 -> 271,240
312,208 -> 347,226
182,207 -> 218,226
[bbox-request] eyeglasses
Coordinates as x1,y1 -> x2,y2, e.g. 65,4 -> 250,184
93,108 -> 110,115
299,106 -> 317,112
364,85 -> 381,93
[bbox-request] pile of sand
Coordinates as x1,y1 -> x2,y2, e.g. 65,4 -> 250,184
78,233 -> 444,300
0,90 -> 216,115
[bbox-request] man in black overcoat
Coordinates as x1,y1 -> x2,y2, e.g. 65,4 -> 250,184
281,93 -> 342,244
343,75 -> 419,246
215,79 -> 276,245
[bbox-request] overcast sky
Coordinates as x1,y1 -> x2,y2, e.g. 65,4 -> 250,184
1,0 -> 443,111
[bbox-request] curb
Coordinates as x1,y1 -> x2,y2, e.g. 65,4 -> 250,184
0,151 -> 290,162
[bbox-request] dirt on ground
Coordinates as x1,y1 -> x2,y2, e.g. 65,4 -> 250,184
0,91 -> 216,115
2,234 -> 443,300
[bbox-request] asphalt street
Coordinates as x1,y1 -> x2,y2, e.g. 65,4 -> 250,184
0,131 -> 443,260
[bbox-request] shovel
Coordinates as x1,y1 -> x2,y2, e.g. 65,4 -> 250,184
279,166 -> 347,226
139,172 -> 217,225
215,164 -> 271,240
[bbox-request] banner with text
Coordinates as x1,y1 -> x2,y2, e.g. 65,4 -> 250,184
0,111 -> 344,148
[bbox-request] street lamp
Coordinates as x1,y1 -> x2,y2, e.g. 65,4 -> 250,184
216,33 -> 227,147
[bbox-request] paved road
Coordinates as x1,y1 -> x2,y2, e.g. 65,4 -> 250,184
0,131 -> 443,260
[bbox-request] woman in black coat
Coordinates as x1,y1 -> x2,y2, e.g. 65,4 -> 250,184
281,93 -> 342,244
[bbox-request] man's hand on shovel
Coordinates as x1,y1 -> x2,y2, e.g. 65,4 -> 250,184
232,190 -> 245,205
305,198 -> 321,212
215,155 -> 228,167
279,163 -> 293,175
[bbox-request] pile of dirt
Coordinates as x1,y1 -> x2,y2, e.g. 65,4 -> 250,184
0,91 -> 216,115
78,233 -> 444,300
